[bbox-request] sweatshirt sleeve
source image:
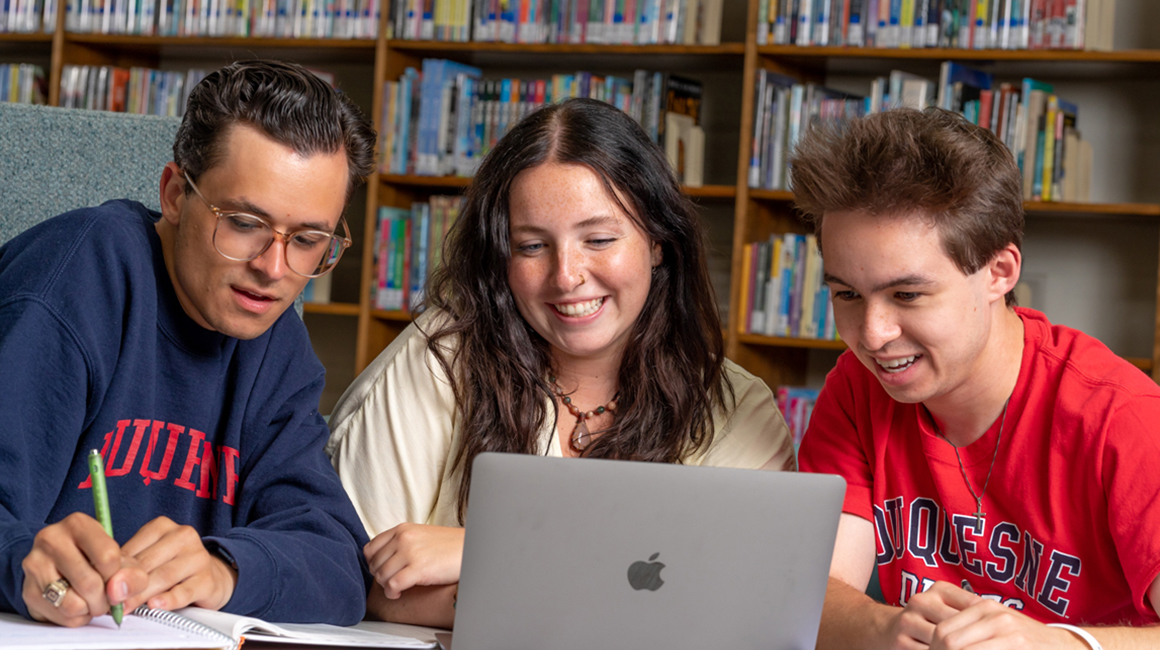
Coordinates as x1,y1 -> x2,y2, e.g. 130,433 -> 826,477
201,372 -> 371,625
0,298 -> 92,617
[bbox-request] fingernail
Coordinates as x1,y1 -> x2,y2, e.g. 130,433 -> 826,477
117,582 -> 129,600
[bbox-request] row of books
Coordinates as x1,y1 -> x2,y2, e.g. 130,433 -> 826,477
379,58 -> 705,185
301,273 -> 334,303
62,0 -> 381,38
0,0 -> 56,31
59,64 -> 207,116
756,0 -> 1116,50
749,63 -> 1093,203
1,64 -> 48,104
374,196 -> 464,311
387,0 -> 724,44
738,232 -> 838,342
776,385 -> 820,447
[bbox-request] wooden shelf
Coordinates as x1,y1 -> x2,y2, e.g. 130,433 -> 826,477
371,309 -> 414,322
388,41 -> 746,55
63,34 -> 377,49
756,45 -> 1160,63
746,190 -> 1160,218
737,334 -> 848,350
381,175 -> 735,199
0,33 -> 53,43
303,302 -> 360,316
683,184 -> 736,198
1023,201 -> 1160,218
381,174 -> 471,189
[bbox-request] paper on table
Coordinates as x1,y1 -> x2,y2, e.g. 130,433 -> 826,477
0,612 -> 229,650
175,607 -> 438,648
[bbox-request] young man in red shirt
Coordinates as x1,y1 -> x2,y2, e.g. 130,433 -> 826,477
796,108 -> 1160,650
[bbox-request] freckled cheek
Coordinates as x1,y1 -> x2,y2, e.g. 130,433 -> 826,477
507,259 -> 547,304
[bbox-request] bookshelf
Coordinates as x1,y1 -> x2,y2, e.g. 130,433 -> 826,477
9,0 -> 1160,411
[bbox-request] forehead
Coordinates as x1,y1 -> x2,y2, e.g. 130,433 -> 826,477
819,210 -> 964,285
201,124 -> 348,227
508,162 -> 630,227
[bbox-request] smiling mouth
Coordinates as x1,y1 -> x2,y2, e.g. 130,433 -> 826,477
875,354 -> 921,373
235,287 -> 275,302
553,297 -> 604,317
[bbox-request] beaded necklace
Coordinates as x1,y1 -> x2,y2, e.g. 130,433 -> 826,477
549,375 -> 617,453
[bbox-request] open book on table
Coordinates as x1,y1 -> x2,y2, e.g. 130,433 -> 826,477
1,605 -> 439,650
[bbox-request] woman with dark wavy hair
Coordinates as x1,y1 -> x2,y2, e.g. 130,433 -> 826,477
326,97 -> 794,626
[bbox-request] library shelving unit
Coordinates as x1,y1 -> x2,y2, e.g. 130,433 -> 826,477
727,0 -> 1160,389
7,0 -> 1160,408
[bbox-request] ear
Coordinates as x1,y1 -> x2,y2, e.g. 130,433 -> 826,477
159,162 -> 187,226
985,243 -> 1021,303
650,241 -> 662,269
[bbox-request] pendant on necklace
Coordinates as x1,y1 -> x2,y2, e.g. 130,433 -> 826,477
571,419 -> 592,452
971,497 -> 986,534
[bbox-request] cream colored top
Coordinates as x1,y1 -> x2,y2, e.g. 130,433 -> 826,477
326,313 -> 796,536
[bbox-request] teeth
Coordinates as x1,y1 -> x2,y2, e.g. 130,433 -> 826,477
876,355 -> 918,373
555,297 -> 603,317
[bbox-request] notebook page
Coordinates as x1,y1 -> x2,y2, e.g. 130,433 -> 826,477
1,612 -> 228,650
174,607 -> 437,648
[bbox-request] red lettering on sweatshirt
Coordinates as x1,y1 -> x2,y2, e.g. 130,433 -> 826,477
140,421 -> 184,486
174,429 -> 206,492
221,446 -> 240,506
107,419 -> 149,478
77,429 -> 116,489
197,441 -> 219,500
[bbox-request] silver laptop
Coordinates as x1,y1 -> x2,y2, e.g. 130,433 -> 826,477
451,453 -> 845,650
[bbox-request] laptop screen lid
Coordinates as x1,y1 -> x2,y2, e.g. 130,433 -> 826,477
452,453 -> 845,650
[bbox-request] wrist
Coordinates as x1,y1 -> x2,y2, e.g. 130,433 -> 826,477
1047,623 -> 1103,650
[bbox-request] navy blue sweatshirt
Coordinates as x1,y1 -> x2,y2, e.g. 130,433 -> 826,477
0,200 -> 370,623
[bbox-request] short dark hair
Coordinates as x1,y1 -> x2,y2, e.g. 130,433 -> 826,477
790,107 -> 1024,306
423,98 -> 731,523
173,59 -> 376,202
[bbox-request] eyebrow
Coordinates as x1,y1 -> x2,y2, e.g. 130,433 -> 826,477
219,198 -> 333,232
509,214 -> 623,236
823,273 -> 937,294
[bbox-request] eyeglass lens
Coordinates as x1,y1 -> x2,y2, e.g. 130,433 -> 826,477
215,213 -> 343,277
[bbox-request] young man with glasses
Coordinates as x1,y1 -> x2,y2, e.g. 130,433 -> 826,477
0,60 -> 375,627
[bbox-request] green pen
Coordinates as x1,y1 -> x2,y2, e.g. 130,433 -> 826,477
87,449 -> 123,628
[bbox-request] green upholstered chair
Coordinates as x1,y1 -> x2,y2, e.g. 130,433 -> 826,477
0,102 -> 303,316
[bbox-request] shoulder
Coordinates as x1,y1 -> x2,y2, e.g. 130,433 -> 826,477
327,310 -> 458,446
692,359 -> 793,470
0,200 -> 157,301
1018,307 -> 1160,405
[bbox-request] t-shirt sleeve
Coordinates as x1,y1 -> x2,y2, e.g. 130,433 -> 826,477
695,363 -> 795,471
798,354 -> 874,522
326,322 -> 459,535
1100,394 -> 1160,618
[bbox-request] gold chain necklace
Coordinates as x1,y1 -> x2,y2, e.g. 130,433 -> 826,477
926,397 -> 1010,535
549,375 -> 617,453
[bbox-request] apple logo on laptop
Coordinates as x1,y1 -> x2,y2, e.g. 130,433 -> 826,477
627,553 -> 665,591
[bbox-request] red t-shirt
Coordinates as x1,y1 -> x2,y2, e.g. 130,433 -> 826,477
799,308 -> 1160,625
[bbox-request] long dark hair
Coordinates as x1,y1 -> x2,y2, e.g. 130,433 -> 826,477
423,98 -> 731,523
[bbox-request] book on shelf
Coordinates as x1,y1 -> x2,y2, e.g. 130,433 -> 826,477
738,233 -> 837,342
0,0 -> 55,33
59,64 -> 206,116
759,0 -> 1113,50
0,64 -> 48,105
389,0 -> 722,45
62,0 -> 380,37
661,74 -> 704,187
374,196 -> 463,312
776,385 -> 821,447
301,273 -> 333,303
379,59 -> 706,180
748,64 -> 1092,203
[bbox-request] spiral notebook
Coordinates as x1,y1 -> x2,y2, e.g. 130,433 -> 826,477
1,605 -> 439,650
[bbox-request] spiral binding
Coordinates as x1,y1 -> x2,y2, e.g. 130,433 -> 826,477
130,605 -> 238,650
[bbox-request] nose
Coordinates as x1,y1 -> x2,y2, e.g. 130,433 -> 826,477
249,238 -> 290,281
551,244 -> 585,292
860,300 -> 901,351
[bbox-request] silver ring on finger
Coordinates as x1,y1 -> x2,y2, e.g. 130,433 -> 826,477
42,578 -> 70,607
